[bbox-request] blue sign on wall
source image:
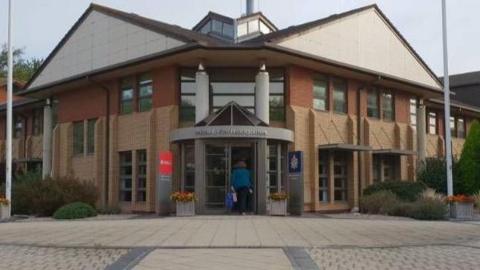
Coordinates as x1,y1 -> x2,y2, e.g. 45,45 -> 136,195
288,151 -> 303,175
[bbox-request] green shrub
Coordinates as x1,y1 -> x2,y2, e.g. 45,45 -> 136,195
53,202 -> 97,220
360,190 -> 400,215
2,176 -> 97,216
417,158 -> 461,195
457,120 -> 480,195
406,198 -> 447,220
363,181 -> 426,202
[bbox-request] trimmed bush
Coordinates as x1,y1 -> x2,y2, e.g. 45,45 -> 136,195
406,198 -> 447,220
2,175 -> 97,216
457,120 -> 480,195
360,190 -> 400,215
363,181 -> 426,202
53,202 -> 97,220
417,158 -> 460,195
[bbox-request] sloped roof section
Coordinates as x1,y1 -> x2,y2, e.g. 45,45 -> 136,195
196,101 -> 268,127
26,4 -> 224,90
252,5 -> 442,90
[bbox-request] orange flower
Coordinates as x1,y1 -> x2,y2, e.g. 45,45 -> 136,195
0,197 -> 9,206
170,191 -> 196,202
446,194 -> 475,203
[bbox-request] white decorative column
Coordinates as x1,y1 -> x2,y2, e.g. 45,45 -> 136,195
255,63 -> 269,124
417,99 -> 427,165
42,98 -> 53,178
195,63 -> 209,124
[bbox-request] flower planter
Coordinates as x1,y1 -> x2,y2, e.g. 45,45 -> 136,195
0,204 -> 10,221
176,201 -> 195,217
270,199 -> 287,216
450,202 -> 474,220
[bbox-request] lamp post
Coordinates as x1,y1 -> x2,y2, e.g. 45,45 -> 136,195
5,0 -> 14,219
441,0 -> 453,197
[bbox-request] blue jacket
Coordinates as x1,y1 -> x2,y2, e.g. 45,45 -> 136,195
231,168 -> 251,190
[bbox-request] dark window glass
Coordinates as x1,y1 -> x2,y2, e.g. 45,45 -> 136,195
183,144 -> 195,192
382,91 -> 394,121
428,112 -> 437,135
212,20 -> 222,33
119,151 -> 132,202
73,121 -> 84,155
87,119 -> 96,154
32,109 -> 43,136
180,70 -> 196,122
367,89 -> 379,118
313,75 -> 328,111
13,116 -> 24,139
318,151 -> 329,202
136,150 -> 147,202
333,153 -> 347,201
450,116 -> 456,137
222,23 -> 234,38
120,78 -> 134,114
333,79 -> 347,113
138,73 -> 153,112
457,118 -> 465,138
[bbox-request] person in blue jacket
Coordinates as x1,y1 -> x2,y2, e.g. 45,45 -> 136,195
231,160 -> 252,215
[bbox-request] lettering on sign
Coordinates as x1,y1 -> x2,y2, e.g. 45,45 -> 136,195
195,128 -> 267,137
158,151 -> 173,175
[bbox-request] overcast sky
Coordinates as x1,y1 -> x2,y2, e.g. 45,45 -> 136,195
0,0 -> 479,76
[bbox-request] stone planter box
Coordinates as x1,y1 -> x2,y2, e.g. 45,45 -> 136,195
176,201 -> 195,217
270,199 -> 287,216
450,202 -> 474,220
0,204 -> 10,221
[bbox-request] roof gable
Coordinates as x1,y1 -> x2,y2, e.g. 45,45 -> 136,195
27,4 -> 209,89
273,6 -> 441,90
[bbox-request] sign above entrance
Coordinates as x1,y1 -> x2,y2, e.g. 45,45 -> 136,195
169,126 -> 294,142
158,151 -> 173,175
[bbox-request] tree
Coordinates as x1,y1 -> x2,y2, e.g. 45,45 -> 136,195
457,120 -> 480,195
0,44 -> 43,83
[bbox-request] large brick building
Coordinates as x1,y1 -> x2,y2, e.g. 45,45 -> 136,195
1,3 -> 479,214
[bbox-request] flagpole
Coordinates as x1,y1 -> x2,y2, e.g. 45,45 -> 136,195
441,0 -> 453,197
6,0 -> 13,218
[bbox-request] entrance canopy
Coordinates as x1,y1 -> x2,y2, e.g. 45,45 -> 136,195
170,102 -> 294,142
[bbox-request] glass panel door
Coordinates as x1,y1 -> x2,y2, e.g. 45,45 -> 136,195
205,145 -> 229,209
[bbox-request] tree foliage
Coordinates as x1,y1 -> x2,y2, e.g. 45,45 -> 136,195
0,44 -> 43,83
457,120 -> 480,195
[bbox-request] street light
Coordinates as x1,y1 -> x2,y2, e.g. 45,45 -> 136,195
5,0 -> 14,219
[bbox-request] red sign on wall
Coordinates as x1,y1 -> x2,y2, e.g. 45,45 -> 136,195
158,151 -> 173,175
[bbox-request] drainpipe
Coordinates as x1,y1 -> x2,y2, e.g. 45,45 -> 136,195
88,77 -> 110,209
42,98 -> 53,179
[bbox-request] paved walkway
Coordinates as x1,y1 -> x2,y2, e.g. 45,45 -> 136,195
0,216 -> 479,269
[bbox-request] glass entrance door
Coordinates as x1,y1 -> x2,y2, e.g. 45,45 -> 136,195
205,143 -> 255,212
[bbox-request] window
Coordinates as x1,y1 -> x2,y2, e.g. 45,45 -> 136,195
212,20 -> 222,33
450,116 -> 456,137
410,98 -> 417,129
268,144 -> 285,194
180,70 -> 196,122
313,74 -> 328,111
333,79 -> 347,113
86,119 -> 96,154
222,23 -> 234,38
13,116 -> 25,139
32,109 -> 43,136
237,23 -> 247,36
182,144 -> 195,192
200,21 -> 211,34
136,150 -> 147,202
248,19 -> 259,33
120,78 -> 134,114
373,156 -> 397,182
333,154 -> 348,201
367,89 -> 380,118
73,121 -> 84,155
138,74 -> 153,112
119,151 -> 133,202
457,118 -> 465,138
269,70 -> 285,121
318,152 -> 329,202
382,91 -> 394,121
428,112 -> 437,135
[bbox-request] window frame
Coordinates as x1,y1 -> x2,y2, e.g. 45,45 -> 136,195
138,73 -> 153,112
428,112 -> 437,135
313,74 -> 329,111
332,78 -> 348,114
409,98 -> 417,130
367,88 -> 380,119
119,151 -> 133,202
333,154 -> 348,202
32,108 -> 43,136
120,78 -> 135,114
381,90 -> 395,121
136,149 -> 147,202
73,121 -> 85,155
318,151 -> 329,203
86,119 -> 96,154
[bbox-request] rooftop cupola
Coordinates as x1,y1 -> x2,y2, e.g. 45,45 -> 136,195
192,0 -> 277,43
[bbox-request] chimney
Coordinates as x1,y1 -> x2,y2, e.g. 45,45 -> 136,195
246,0 -> 254,15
